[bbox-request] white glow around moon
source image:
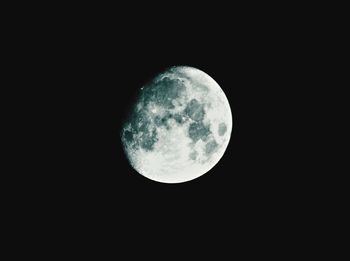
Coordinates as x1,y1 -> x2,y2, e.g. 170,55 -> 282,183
121,66 -> 232,183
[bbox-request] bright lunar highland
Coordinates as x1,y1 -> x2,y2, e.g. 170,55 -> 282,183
121,66 -> 232,183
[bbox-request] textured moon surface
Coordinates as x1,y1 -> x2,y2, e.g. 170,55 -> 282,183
121,66 -> 232,183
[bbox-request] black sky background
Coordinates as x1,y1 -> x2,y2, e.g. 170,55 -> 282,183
23,3 -> 318,253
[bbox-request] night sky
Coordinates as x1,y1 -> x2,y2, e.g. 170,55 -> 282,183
34,4 -> 309,253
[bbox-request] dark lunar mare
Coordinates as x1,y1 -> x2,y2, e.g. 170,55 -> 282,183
122,75 -> 188,152
184,99 -> 205,122
142,76 -> 186,109
218,122 -> 227,136
188,122 -> 211,142
205,140 -> 218,155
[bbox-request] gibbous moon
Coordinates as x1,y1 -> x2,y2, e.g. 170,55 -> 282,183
121,66 -> 232,183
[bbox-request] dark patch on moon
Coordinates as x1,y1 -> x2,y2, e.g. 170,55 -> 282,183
142,76 -> 186,109
184,99 -> 205,122
154,112 -> 172,127
153,115 -> 163,127
218,122 -> 227,136
121,128 -> 138,151
140,128 -> 158,151
188,122 -> 211,142
184,98 -> 213,143
205,140 -> 218,155
173,113 -> 186,124
122,107 -> 159,151
189,151 -> 198,160
124,130 -> 133,142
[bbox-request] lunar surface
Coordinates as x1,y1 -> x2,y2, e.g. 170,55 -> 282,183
121,66 -> 232,183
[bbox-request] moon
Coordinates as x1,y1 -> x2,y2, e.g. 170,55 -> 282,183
121,66 -> 232,183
